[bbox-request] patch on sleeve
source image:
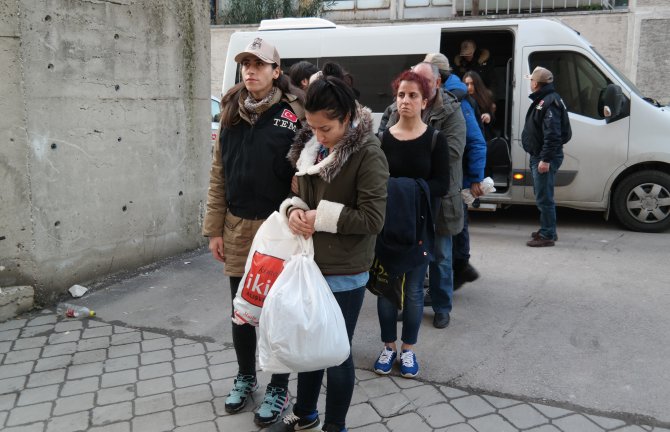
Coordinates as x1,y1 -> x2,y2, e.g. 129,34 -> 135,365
281,109 -> 298,123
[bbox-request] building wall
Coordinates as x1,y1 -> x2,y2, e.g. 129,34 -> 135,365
0,0 -> 211,304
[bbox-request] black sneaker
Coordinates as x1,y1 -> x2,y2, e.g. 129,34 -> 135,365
322,424 -> 343,432
268,413 -> 320,431
454,263 -> 479,291
254,384 -> 289,426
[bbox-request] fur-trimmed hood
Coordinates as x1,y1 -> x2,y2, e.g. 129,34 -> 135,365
287,104 -> 375,183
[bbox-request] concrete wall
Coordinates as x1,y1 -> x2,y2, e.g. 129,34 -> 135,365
0,0 -> 211,304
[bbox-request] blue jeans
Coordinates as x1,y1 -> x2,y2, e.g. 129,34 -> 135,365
452,202 -> 470,266
428,234 -> 453,314
530,154 -> 564,240
377,264 -> 427,345
294,286 -> 365,429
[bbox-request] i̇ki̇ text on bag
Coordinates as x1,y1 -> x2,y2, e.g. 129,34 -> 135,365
232,211 -> 302,326
258,236 -> 350,373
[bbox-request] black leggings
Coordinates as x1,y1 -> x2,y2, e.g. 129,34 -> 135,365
229,276 -> 289,389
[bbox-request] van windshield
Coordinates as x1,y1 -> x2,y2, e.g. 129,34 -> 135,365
591,47 -> 643,99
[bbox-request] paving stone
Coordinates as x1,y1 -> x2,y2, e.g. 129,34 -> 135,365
210,379 -> 229,398
0,392 -> 17,410
174,343 -> 205,359
27,368 -> 66,387
108,343 -> 140,359
27,315 -> 57,326
175,384 -> 213,406
114,326 -> 136,334
12,337 -> 47,350
111,332 -> 142,345
92,401 -> 133,425
135,392 -> 174,415
553,414 -> 604,432
142,331 -> 166,340
55,321 -> 83,332
89,422 -> 130,432
359,376 -> 399,398
386,412 -> 432,432
43,341 -> 77,357
4,348 -> 41,364
141,349 -> 174,365
101,369 -> 137,387
0,340 -> 11,353
97,384 -> 135,405
104,355 -> 139,372
401,383 -> 448,408
612,426 -> 647,431
483,395 -> 522,409
77,336 -> 111,352
61,376 -> 99,396
139,362 -> 173,380
6,401 -> 53,426
137,376 -> 174,396
17,383 -> 59,405
441,424 -> 477,432
419,402 -> 466,428
531,403 -> 574,419
347,402 -> 383,428
20,325 -> 53,338
208,361 -> 237,380
3,422 -> 47,432
132,410 -> 175,432
586,414 -> 626,429
526,425 -> 562,432
349,424 -> 390,432
215,411 -> 258,432
451,395 -> 496,418
205,342 -> 225,352
468,414 -> 517,432
441,386 -> 470,399
35,354 -> 72,372
205,350 -> 236,365
499,404 -> 548,429
0,376 -> 26,394
174,338 -> 193,346
46,411 -> 89,432
0,361 -> 34,379
82,326 -> 113,339
390,375 -> 424,389
174,355 -> 208,372
175,401 -> 215,426
174,369 -> 210,388
68,361 -> 104,379
53,392 -> 95,415
0,329 -> 21,341
0,410 -> 6,426
174,421 -> 218,432
141,337 -> 174,352
369,392 -> 411,417
72,349 -> 106,365
355,369 -> 380,381
48,331 -> 81,344
0,319 -> 27,331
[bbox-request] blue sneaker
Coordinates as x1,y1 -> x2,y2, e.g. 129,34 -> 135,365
399,350 -> 419,378
225,374 -> 258,413
373,347 -> 397,375
254,384 -> 289,426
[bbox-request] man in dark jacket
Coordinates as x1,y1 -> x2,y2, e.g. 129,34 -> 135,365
453,40 -> 495,94
522,66 -> 569,247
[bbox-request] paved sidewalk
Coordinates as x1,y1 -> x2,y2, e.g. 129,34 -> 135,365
1,310 -> 667,432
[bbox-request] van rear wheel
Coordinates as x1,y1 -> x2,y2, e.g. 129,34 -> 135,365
612,170 -> 670,233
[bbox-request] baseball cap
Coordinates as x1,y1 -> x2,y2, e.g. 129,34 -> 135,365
234,37 -> 280,65
460,40 -> 476,57
424,53 -> 451,72
525,66 -> 554,83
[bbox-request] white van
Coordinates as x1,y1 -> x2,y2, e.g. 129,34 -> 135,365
221,17 -> 670,233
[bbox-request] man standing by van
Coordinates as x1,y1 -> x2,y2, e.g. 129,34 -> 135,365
522,66 -> 571,247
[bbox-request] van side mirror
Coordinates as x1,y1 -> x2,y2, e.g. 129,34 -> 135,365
601,84 -> 625,123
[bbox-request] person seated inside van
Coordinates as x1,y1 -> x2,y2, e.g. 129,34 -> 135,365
454,39 -> 495,94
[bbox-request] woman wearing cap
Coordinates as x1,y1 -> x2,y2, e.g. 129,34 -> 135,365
202,37 -> 305,427
270,62 -> 388,432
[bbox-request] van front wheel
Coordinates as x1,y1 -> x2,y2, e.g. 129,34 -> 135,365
612,170 -> 670,232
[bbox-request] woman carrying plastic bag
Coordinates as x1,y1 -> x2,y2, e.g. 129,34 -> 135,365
266,62 -> 389,432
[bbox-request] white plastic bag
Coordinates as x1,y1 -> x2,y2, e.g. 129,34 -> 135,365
461,176 -> 496,205
258,237 -> 350,373
232,211 -> 302,326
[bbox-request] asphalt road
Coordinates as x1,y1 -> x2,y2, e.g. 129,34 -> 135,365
80,205 -> 670,425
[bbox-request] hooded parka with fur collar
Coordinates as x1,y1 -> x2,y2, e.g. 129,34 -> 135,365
281,106 -> 389,275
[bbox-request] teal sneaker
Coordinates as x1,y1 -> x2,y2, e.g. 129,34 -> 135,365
225,374 -> 258,413
254,384 -> 289,426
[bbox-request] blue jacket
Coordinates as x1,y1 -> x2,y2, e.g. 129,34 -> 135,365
443,74 -> 487,187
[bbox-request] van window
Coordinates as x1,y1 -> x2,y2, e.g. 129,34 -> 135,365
530,51 -> 611,119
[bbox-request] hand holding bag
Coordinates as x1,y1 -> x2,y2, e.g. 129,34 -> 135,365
232,211 -> 303,326
258,236 -> 350,373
